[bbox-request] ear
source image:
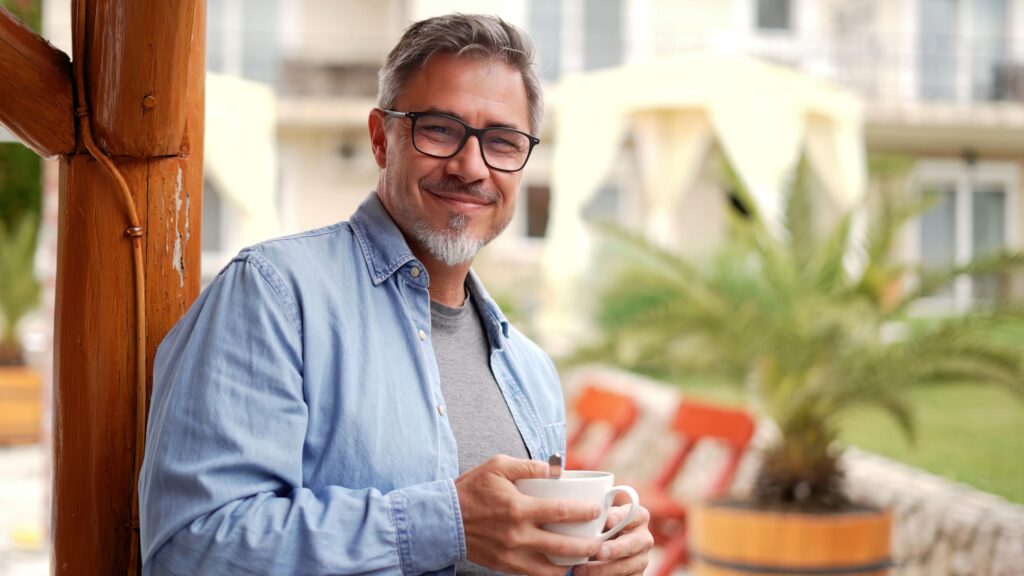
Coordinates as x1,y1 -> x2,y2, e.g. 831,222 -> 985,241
368,108 -> 389,169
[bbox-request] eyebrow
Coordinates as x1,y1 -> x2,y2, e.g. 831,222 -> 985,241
421,107 -> 521,131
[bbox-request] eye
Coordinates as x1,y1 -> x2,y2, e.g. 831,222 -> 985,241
485,131 -> 527,154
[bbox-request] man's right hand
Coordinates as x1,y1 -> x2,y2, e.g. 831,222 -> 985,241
454,455 -> 603,575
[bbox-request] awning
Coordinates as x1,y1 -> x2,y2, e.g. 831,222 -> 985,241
539,51 -> 866,348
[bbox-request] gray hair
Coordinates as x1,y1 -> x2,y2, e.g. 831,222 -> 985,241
378,13 -> 544,134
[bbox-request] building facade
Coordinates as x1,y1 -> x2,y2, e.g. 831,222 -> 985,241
204,0 -> 1024,318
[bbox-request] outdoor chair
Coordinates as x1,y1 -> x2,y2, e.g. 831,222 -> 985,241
640,399 -> 756,576
565,385 -> 640,471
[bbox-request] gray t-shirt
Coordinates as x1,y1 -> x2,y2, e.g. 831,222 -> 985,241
430,289 -> 529,575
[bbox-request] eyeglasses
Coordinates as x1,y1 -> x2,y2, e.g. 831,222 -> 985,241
382,110 -> 540,173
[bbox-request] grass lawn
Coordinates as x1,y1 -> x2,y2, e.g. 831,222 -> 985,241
837,385 -> 1024,504
665,378 -> 1024,504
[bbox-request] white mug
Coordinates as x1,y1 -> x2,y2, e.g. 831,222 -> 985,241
515,470 -> 640,566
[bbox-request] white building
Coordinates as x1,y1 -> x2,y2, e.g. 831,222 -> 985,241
203,0 -> 1024,323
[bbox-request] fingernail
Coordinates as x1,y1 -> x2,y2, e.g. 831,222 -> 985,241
597,544 -> 612,560
591,505 -> 602,517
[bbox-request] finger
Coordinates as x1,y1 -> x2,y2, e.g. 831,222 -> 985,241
604,504 -> 649,532
594,526 -> 654,562
490,454 -> 551,480
517,527 -> 602,565
514,552 -> 577,576
576,549 -> 650,576
521,494 -> 602,524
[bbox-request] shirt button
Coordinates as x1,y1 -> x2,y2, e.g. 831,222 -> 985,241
418,329 -> 426,341
410,266 -> 421,278
437,404 -> 447,417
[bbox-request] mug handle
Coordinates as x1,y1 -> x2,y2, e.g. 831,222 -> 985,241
597,485 -> 639,541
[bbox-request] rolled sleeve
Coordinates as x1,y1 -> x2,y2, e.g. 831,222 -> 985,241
388,478 -> 465,575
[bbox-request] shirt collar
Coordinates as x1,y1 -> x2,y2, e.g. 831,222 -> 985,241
466,269 -> 511,341
348,192 -> 512,340
349,192 -> 418,286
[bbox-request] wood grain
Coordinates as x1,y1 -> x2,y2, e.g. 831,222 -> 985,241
85,0 -> 201,157
0,6 -> 74,158
51,3 -> 205,573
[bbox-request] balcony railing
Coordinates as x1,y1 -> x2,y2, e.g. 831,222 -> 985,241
742,33 -> 1024,105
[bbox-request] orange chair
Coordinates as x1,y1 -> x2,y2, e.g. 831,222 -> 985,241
641,400 -> 756,576
565,385 -> 639,471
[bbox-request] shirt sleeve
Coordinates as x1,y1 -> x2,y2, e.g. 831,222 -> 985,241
139,252 -> 462,575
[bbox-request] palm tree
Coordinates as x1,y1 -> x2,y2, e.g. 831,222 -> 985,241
0,214 -> 41,366
576,159 -> 1024,510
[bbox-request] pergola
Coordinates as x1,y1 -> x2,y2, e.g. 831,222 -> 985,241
0,2 -> 205,573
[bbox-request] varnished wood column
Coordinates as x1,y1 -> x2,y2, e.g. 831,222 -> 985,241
51,2 -> 205,574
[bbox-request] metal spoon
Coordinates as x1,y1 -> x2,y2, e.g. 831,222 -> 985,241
547,453 -> 563,479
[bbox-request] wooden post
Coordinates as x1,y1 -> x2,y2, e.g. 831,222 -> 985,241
0,2 -> 204,571
50,1 -> 205,574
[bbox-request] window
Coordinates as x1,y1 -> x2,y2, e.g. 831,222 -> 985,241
201,178 -> 240,286
914,161 -> 1018,308
919,185 -> 957,297
525,185 -> 551,239
583,0 -> 623,71
919,0 -> 957,100
529,0 -> 563,81
207,0 -> 281,84
756,0 -> 792,31
918,0 -> 1010,102
202,178 -> 224,253
970,0 -> 1008,101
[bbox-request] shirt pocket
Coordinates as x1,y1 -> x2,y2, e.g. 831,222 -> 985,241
540,421 -> 567,461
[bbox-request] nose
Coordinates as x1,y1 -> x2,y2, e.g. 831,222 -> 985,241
445,135 -> 490,183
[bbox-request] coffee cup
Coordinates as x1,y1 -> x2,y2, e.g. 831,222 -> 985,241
515,470 -> 640,566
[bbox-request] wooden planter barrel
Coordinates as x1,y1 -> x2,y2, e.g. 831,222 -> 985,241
0,366 -> 43,445
692,501 -> 892,575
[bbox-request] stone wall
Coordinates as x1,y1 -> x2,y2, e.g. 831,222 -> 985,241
563,366 -> 1024,576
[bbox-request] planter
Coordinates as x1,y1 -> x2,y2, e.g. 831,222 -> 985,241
692,501 -> 892,575
0,366 -> 43,445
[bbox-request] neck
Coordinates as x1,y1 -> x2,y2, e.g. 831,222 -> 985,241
415,248 -> 472,307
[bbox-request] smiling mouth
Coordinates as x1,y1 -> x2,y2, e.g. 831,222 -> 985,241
424,187 -> 494,212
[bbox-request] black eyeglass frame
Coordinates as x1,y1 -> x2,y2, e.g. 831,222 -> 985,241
382,109 -> 540,173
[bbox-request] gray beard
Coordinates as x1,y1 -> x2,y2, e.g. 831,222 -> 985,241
408,212 -> 484,266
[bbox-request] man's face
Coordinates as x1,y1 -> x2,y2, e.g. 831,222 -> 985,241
370,53 -> 531,266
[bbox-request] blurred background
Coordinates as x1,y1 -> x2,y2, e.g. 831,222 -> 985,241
1,1 -> 1023,574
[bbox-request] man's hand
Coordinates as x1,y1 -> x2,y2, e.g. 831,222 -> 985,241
573,501 -> 654,576
455,455 -> 603,575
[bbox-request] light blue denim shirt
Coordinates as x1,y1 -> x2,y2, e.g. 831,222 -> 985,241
140,193 -> 567,575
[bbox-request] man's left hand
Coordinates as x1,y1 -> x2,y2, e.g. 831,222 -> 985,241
573,502 -> 654,576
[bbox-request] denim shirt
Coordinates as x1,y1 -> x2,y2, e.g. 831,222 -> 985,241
139,193 -> 567,575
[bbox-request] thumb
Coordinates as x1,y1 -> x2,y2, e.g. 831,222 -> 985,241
494,456 -> 550,481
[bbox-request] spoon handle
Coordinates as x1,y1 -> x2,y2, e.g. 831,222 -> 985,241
547,453 -> 563,479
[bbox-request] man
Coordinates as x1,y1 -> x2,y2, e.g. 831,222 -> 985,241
140,13 -> 652,575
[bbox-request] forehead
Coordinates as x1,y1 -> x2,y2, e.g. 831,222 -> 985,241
396,52 -> 530,131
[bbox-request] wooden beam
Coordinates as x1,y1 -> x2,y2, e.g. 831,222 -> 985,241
85,0 -> 201,157
0,6 -> 74,159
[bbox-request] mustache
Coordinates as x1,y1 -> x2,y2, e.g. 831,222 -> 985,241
421,177 -> 499,203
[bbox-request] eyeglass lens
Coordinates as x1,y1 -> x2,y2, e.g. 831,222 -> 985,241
412,114 -> 532,171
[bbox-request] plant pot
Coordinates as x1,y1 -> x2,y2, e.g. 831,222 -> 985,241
0,366 -> 43,445
692,501 -> 892,575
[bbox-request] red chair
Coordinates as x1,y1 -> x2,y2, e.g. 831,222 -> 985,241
565,385 -> 639,471
641,400 -> 756,576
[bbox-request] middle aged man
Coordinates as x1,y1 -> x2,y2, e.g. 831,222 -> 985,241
140,13 -> 653,575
